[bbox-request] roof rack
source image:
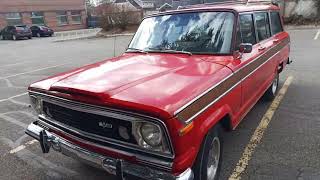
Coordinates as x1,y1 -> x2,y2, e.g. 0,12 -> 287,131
246,0 -> 279,6
177,0 -> 246,9
177,0 -> 279,10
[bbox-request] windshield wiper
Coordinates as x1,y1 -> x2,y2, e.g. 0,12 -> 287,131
126,47 -> 148,54
147,48 -> 192,56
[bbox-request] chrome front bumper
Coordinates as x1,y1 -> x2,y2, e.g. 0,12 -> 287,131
26,122 -> 194,180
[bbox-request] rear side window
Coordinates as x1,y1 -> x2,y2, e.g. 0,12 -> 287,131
254,12 -> 271,41
270,12 -> 283,35
239,14 -> 257,45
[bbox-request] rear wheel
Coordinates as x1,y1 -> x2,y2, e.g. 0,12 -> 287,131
28,36 -> 32,39
37,33 -> 41,37
0,34 -> 3,40
264,73 -> 279,101
193,125 -> 222,180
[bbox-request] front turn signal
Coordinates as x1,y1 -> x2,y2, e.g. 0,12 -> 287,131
179,122 -> 194,136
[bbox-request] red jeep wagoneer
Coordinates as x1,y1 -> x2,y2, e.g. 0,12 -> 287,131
26,1 -> 290,180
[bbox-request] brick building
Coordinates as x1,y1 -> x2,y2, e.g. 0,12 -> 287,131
0,0 -> 87,31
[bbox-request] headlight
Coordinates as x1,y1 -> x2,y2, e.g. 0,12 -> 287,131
29,95 -> 42,114
132,121 -> 170,154
140,123 -> 162,147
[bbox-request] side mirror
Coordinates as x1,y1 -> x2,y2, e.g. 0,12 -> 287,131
239,43 -> 253,53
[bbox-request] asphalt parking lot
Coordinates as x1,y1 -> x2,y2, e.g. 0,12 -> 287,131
0,28 -> 320,180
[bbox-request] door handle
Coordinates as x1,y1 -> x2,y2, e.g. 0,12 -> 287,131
258,46 -> 266,51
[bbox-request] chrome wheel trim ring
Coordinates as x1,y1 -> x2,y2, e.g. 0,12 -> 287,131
272,75 -> 278,94
207,137 -> 220,180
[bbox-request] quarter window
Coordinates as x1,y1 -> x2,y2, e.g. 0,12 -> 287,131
71,11 -> 82,24
254,12 -> 271,41
5,13 -> 22,26
56,11 -> 68,25
270,12 -> 283,35
31,12 -> 45,25
239,14 -> 257,45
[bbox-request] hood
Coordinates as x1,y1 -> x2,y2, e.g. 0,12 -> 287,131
30,53 -> 233,119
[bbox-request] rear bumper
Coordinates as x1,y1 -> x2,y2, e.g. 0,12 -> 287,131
16,33 -> 32,38
41,31 -> 54,36
26,122 -> 194,180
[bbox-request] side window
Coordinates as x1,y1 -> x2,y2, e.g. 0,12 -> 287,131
239,14 -> 256,45
270,12 -> 283,35
254,12 -> 271,41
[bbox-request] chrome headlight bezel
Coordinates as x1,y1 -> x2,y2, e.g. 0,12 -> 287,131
29,95 -> 43,115
132,121 -> 170,155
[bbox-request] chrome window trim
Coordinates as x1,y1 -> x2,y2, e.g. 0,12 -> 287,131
28,91 -> 175,159
36,120 -> 173,171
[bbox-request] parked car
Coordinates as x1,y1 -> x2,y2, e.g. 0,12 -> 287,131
0,25 -> 32,40
30,25 -> 54,37
25,1 -> 291,180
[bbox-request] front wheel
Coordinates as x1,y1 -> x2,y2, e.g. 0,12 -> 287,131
263,73 -> 279,101
193,125 -> 222,180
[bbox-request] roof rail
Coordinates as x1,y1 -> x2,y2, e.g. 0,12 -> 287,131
246,0 -> 279,6
177,0 -> 279,10
177,0 -> 246,10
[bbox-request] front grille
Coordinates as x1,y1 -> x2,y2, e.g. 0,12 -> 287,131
42,101 -> 137,144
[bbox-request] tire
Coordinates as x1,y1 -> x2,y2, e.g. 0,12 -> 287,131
37,33 -> 41,37
28,36 -> 32,39
0,34 -> 3,40
264,73 -> 279,101
193,125 -> 222,180
12,34 -> 17,41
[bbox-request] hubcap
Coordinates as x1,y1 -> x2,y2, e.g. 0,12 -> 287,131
13,35 -> 16,40
37,33 -> 40,37
207,137 -> 220,180
272,76 -> 278,94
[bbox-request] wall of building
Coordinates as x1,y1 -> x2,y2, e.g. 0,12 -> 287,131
0,0 -> 86,31
0,0 -> 85,12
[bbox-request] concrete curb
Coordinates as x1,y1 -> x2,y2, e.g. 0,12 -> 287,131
53,32 -> 134,42
53,35 -> 97,42
98,33 -> 135,38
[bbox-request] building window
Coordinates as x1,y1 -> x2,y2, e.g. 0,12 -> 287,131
31,12 -> 45,25
5,13 -> 22,25
56,11 -> 68,25
71,11 -> 82,24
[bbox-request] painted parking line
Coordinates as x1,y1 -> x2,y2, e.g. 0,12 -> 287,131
2,63 -> 68,79
314,30 -> 320,40
9,139 -> 38,154
229,76 -> 294,180
0,92 -> 28,103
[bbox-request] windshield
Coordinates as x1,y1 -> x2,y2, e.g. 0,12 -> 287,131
128,11 -> 235,54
